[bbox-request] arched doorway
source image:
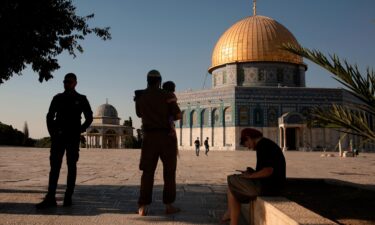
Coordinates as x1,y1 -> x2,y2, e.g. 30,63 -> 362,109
286,128 -> 296,150
279,112 -> 305,151
104,129 -> 117,148
190,110 -> 198,146
212,108 -> 220,147
224,106 -> 232,146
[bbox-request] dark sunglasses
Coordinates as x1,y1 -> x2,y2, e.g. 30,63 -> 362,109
63,80 -> 74,84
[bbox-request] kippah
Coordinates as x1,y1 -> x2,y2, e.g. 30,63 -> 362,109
241,128 -> 263,139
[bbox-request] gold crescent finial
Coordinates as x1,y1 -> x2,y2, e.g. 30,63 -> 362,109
253,0 -> 257,16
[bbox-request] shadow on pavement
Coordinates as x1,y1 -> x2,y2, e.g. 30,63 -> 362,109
283,178 -> 375,225
0,184 -> 230,224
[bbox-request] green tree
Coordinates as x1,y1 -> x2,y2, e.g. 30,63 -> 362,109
34,137 -> 52,148
0,0 -> 111,84
283,44 -> 375,142
23,121 -> 29,145
123,117 -> 133,127
0,121 -> 34,146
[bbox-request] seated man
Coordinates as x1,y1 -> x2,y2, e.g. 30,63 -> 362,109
222,128 -> 286,225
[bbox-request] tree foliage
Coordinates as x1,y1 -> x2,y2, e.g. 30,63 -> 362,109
23,121 -> 29,144
123,117 -> 133,127
0,121 -> 35,146
0,0 -> 111,84
34,137 -> 51,148
283,44 -> 375,142
23,121 -> 29,138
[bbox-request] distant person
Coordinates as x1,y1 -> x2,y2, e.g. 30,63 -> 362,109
204,137 -> 209,155
194,137 -> 200,156
221,128 -> 286,225
36,73 -> 93,209
134,70 -> 181,216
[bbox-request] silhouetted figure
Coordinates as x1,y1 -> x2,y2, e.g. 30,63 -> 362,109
222,128 -> 286,225
162,81 -> 177,138
162,81 -> 179,157
36,73 -> 93,209
204,137 -> 209,155
194,137 -> 200,156
134,70 -> 181,216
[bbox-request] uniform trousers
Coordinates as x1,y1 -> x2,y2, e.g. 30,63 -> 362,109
47,133 -> 80,197
138,131 -> 177,205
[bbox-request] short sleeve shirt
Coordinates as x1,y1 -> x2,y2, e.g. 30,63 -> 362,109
255,138 -> 286,192
138,88 -> 180,131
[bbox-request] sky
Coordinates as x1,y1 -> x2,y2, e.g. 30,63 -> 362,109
1,0 -> 374,139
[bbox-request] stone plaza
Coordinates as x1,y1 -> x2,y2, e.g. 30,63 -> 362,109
0,147 -> 374,224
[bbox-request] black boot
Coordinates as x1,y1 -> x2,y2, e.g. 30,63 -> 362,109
63,193 -> 72,207
36,194 -> 57,209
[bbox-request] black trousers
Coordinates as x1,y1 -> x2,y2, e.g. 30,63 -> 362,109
138,132 -> 177,205
47,134 -> 80,197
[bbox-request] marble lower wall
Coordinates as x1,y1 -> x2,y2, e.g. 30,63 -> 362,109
177,127 -> 237,151
176,126 -> 374,151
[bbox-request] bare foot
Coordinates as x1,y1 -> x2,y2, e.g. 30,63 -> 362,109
220,210 -> 230,223
138,205 -> 149,216
165,204 -> 181,214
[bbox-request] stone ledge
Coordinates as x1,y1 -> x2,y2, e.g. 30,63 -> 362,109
241,196 -> 337,225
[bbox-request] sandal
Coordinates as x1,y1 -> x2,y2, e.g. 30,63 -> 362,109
138,205 -> 149,216
220,211 -> 231,223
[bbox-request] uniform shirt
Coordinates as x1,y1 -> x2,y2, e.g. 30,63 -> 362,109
136,87 -> 180,131
255,138 -> 286,193
47,90 -> 93,136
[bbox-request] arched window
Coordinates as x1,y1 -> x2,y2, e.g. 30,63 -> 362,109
201,109 -> 209,126
267,107 -> 278,126
224,107 -> 232,125
105,129 -> 116,135
239,106 -> 249,125
180,111 -> 186,127
190,110 -> 198,127
89,128 -> 99,134
253,108 -> 263,126
212,108 -> 220,126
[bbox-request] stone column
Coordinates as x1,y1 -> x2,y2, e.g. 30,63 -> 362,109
279,127 -> 283,148
283,127 -> 287,152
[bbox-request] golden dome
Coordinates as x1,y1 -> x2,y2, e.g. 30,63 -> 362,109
209,15 -> 303,72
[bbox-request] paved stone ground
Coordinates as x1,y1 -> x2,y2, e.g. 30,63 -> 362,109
0,147 -> 374,225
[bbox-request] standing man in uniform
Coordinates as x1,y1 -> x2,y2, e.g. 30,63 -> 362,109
204,137 -> 210,156
134,70 -> 181,216
36,73 -> 93,209
194,137 -> 200,156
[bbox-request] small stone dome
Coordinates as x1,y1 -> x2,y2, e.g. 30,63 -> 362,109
95,104 -> 118,118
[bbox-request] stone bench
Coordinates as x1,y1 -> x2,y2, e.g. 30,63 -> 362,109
241,196 -> 337,225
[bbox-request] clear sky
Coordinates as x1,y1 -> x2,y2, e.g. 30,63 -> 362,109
1,0 -> 374,139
